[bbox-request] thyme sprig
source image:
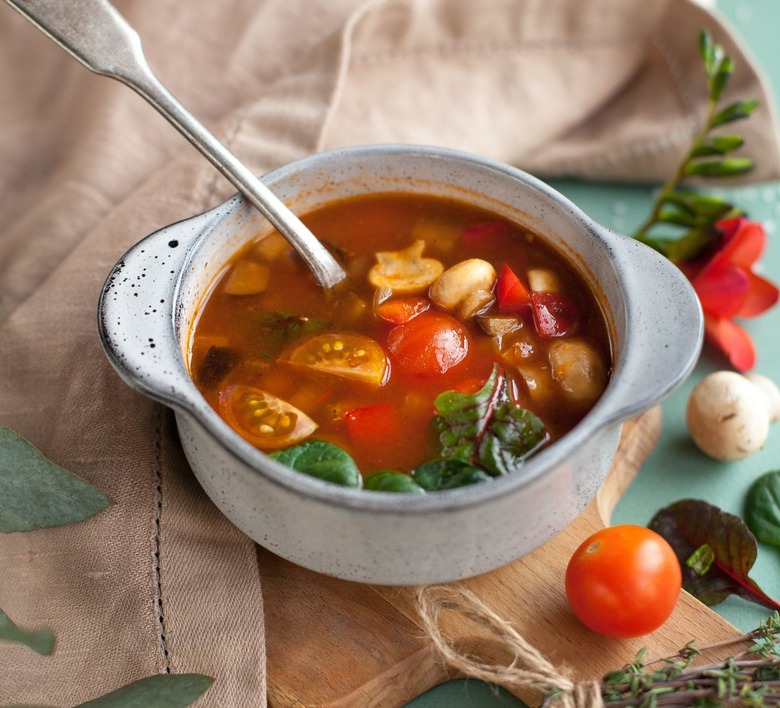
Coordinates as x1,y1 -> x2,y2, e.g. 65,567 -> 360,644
632,29 -> 759,262
580,612 -> 780,707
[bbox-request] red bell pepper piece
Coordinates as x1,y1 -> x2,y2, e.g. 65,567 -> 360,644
531,291 -> 580,337
495,264 -> 531,313
375,297 -> 429,324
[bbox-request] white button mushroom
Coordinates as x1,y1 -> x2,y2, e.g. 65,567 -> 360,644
429,258 -> 496,312
548,338 -> 607,405
686,371 -> 780,461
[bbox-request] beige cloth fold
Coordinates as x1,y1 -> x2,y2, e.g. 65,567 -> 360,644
1,0 -> 777,705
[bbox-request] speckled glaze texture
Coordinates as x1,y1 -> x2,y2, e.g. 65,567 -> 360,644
98,145 -> 703,585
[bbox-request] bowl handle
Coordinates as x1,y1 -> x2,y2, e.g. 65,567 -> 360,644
595,227 -> 704,426
98,203 -> 230,409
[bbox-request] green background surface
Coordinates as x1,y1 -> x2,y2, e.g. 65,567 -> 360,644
409,0 -> 780,705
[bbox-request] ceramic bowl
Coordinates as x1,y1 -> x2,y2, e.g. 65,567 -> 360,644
98,145 -> 703,585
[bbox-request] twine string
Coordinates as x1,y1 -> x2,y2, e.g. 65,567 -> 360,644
415,584 -> 605,708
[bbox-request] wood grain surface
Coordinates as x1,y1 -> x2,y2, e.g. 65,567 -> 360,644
261,407 -> 746,707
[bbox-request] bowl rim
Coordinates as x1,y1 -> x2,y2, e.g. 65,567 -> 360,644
101,143 -> 702,515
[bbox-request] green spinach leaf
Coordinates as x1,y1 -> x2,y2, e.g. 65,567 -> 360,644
411,460 -> 491,491
0,609 -> 55,655
250,312 -> 327,359
364,471 -> 425,493
746,470 -> 780,547
270,439 -> 360,487
432,365 -> 546,476
649,499 -> 780,611
77,673 -> 213,707
0,428 -> 111,533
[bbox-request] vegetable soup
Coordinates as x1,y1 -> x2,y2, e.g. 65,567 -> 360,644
189,192 -> 612,492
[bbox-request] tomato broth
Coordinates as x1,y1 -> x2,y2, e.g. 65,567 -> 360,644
189,192 -> 612,489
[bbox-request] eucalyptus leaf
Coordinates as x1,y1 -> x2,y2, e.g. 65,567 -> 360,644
77,674 -> 213,708
364,470 -> 425,494
0,428 -> 111,533
0,609 -> 55,655
745,471 -> 780,547
270,439 -> 360,487
649,499 -> 780,611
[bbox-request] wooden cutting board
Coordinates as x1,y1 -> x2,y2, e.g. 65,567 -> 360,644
260,407 -> 745,707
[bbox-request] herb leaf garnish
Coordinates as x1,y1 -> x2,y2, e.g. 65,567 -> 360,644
432,365 -> 546,476
252,311 -> 327,359
649,499 -> 780,611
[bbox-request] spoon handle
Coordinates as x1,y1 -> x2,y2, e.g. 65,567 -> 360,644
4,0 -> 347,289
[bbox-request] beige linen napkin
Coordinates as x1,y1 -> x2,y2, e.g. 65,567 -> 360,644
1,0 -> 777,705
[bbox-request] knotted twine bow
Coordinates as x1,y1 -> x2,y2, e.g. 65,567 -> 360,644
415,584 -> 605,708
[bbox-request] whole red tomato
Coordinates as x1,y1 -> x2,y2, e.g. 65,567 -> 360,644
565,524 -> 681,638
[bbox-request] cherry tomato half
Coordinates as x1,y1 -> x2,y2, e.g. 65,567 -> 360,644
218,385 -> 317,450
386,311 -> 470,378
282,332 -> 389,386
565,525 -> 682,638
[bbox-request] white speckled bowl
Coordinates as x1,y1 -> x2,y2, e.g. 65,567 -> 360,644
98,145 -> 703,585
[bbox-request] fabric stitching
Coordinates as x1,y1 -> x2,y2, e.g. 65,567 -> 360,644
351,36 -> 640,66
152,406 -> 171,674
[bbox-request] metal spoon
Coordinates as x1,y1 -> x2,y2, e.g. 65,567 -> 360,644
4,0 -> 347,289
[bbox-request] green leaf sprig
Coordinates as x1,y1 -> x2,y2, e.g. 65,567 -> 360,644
632,29 -> 759,262
583,613 -> 780,707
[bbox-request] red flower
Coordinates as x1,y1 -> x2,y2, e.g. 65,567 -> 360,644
682,217 -> 778,371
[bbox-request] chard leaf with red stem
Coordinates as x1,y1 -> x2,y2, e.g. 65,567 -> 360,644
432,365 -> 546,477
649,498 -> 780,611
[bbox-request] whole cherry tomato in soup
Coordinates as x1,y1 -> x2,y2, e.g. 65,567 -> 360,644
386,311 -> 470,378
565,525 -> 681,638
